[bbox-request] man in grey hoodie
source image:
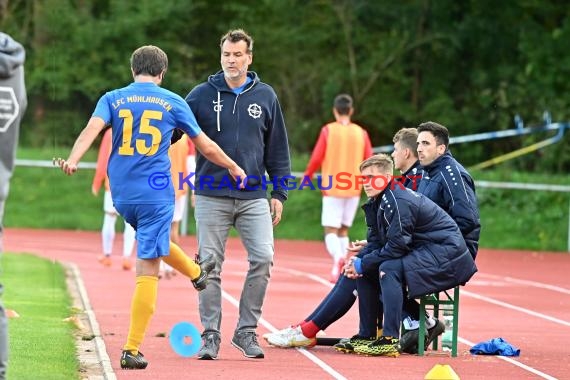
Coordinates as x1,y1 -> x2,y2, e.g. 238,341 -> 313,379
0,31 -> 27,380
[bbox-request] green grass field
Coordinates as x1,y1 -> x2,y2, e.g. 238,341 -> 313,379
1,253 -> 78,380
4,148 -> 569,251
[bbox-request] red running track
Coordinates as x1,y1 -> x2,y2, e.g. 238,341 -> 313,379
4,228 -> 570,379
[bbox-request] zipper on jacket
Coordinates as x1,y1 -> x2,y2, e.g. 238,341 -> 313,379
228,81 -> 254,152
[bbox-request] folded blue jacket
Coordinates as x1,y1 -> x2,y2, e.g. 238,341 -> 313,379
470,337 -> 520,356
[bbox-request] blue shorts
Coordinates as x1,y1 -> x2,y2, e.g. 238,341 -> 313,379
114,203 -> 173,259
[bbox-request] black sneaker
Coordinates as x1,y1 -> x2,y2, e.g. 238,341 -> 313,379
120,350 -> 148,369
426,319 -> 446,347
354,336 -> 400,357
399,319 -> 446,354
398,328 -> 426,354
333,335 -> 376,354
197,331 -> 221,360
192,256 -> 215,291
232,330 -> 264,358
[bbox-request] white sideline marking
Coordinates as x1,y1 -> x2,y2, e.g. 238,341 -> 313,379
271,266 -> 562,379
70,263 -> 116,380
476,273 -> 570,295
221,290 -> 347,380
278,267 -> 335,288
461,290 -> 570,327
458,337 -> 558,380
467,280 -> 509,287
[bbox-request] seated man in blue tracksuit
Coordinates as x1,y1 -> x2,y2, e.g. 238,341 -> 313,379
416,121 -> 480,260
397,121 -> 482,353
344,154 -> 477,356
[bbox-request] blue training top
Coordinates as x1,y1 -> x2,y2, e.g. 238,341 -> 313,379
93,82 -> 201,204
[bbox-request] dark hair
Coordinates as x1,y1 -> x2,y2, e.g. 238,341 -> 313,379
417,121 -> 449,147
333,94 -> 353,115
393,128 -> 419,158
130,45 -> 168,76
220,29 -> 254,53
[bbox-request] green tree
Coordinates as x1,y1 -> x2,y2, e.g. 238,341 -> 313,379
1,0 -> 569,172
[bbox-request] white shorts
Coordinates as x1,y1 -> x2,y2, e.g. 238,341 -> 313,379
321,195 -> 360,228
103,191 -> 117,214
172,194 -> 188,223
186,155 -> 196,185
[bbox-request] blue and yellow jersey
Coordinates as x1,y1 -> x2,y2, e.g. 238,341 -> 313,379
93,82 -> 201,204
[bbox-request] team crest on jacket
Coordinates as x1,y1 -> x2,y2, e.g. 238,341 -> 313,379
247,103 -> 262,119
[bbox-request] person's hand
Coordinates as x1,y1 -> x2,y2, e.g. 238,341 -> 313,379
54,157 -> 78,176
270,198 -> 283,226
228,165 -> 247,189
91,186 -> 98,196
343,256 -> 361,279
190,192 -> 196,208
347,240 -> 367,253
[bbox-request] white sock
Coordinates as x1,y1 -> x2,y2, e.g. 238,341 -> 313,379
102,213 -> 116,255
426,316 -> 436,329
324,233 -> 342,261
160,260 -> 173,272
122,222 -> 136,258
403,316 -> 420,330
339,236 -> 349,258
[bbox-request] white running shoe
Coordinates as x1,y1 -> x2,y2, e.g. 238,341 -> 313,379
262,326 -> 295,343
263,326 -> 316,348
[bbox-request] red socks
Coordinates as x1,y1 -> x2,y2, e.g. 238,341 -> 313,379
300,320 -> 320,339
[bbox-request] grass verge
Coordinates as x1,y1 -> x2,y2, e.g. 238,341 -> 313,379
1,253 -> 79,380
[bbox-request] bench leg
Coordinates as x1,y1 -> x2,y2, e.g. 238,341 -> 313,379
418,297 -> 426,355
451,286 -> 460,357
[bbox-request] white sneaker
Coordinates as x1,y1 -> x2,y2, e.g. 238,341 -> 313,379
262,326 -> 294,342
330,257 -> 346,283
263,326 -> 316,348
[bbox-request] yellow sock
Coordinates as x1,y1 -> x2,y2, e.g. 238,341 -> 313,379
162,242 -> 201,280
377,328 -> 383,338
123,276 -> 158,354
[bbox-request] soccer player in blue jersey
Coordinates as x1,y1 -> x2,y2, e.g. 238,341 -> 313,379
57,45 -> 246,370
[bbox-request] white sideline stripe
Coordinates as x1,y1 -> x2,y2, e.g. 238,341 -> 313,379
461,290 -> 570,327
221,290 -> 347,380
70,263 -> 116,380
272,266 -> 561,379
476,273 -> 570,295
458,337 -> 558,380
279,268 -> 335,288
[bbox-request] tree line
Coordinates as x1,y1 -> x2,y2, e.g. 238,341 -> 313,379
2,0 -> 569,172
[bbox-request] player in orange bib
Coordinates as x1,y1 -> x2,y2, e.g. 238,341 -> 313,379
304,94 -> 373,282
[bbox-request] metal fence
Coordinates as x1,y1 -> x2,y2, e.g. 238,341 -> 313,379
16,160 -> 569,252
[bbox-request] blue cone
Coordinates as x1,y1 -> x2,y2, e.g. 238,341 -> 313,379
169,322 -> 202,357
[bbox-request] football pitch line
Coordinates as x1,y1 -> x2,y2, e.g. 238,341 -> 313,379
221,289 -> 347,380
270,266 -> 560,380
475,272 -> 570,295
458,336 -> 557,380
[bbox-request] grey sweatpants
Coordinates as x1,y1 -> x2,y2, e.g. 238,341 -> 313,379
0,179 -> 9,248
0,284 -> 7,380
195,195 -> 274,334
0,180 -> 7,380
0,34 -> 27,380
